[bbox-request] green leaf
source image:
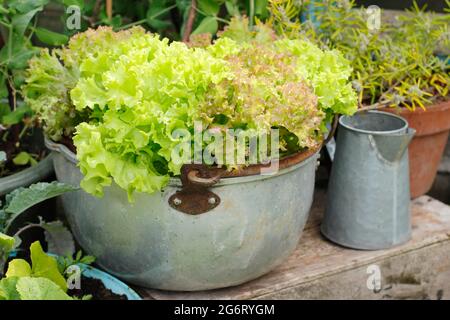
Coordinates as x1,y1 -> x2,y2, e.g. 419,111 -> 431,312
0,103 -> 10,118
29,157 -> 38,166
12,152 -> 33,166
4,182 -> 79,216
79,255 -> 96,265
0,75 -> 8,99
176,0 -> 191,13
1,104 -> 31,125
34,28 -> 69,46
110,15 -> 123,28
147,18 -> 172,30
198,0 -> 220,16
6,259 -> 32,278
9,47 -> 38,70
0,233 -> 15,256
75,250 -> 82,261
11,7 -> 43,37
225,1 -> 239,16
191,16 -> 219,36
146,5 -> 173,30
60,0 -> 84,10
0,277 -> 20,300
8,0 -> 49,13
0,206 -> 7,230
146,2 -> 173,22
40,221 -> 75,257
0,104 -> 10,123
255,0 -> 268,17
0,233 -> 15,274
16,277 -> 72,300
0,35 -> 40,70
12,69 -> 26,88
30,241 -> 68,292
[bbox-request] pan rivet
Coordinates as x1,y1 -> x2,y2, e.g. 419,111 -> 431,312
173,197 -> 182,205
208,197 -> 216,205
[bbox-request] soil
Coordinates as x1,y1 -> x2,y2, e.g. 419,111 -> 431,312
0,126 -> 47,178
4,242 -> 127,300
59,134 -> 77,153
68,275 -> 128,300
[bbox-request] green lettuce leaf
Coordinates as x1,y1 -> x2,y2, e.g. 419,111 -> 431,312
16,277 -> 72,300
6,259 -> 32,278
0,233 -> 15,274
29,241 -> 68,292
0,277 -> 20,300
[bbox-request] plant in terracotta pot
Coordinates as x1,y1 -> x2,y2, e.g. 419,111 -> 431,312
21,25 -> 357,290
297,0 -> 450,198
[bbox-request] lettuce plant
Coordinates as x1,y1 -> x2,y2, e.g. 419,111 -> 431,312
0,182 -> 94,300
0,0 -> 74,177
0,241 -> 70,300
207,18 -> 357,131
23,26 -> 356,199
0,182 -> 81,272
0,240 -> 94,300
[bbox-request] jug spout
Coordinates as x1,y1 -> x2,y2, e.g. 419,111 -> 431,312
370,128 -> 416,163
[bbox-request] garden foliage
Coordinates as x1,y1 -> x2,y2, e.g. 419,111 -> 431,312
23,24 -> 357,199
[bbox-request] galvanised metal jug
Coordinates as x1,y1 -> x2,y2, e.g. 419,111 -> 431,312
322,110 -> 416,250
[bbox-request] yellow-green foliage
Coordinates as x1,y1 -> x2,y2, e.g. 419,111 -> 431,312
23,25 -> 356,198
297,0 -> 450,110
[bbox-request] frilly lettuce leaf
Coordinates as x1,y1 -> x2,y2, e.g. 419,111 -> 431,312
69,30 -> 232,199
276,39 -> 357,118
21,48 -> 79,140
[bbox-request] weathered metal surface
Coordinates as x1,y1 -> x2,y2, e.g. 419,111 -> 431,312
168,188 -> 221,215
139,193 -> 450,300
322,111 -> 415,250
45,137 -> 319,291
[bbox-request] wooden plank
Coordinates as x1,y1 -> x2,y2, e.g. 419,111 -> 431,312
256,240 -> 450,300
137,193 -> 450,300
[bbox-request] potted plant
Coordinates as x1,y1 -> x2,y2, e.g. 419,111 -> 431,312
297,0 -> 450,198
22,22 -> 357,290
0,182 -> 141,300
1,239 -> 141,300
0,0 -> 145,197
0,1 -> 73,196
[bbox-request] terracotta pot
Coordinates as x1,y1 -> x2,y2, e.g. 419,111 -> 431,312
384,100 -> 450,198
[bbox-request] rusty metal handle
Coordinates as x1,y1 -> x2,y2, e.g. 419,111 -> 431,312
187,170 -> 221,187
323,115 -> 339,145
